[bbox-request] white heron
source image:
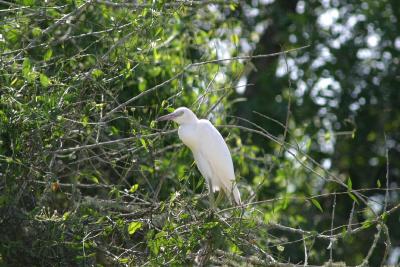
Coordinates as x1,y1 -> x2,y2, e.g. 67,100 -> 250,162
157,107 -> 241,206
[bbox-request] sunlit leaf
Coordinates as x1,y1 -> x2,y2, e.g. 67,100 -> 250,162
43,49 -> 53,61
140,138 -> 149,152
31,27 -> 42,37
347,177 -> 352,190
40,73 -> 51,87
128,221 -> 143,235
311,198 -> 323,212
348,192 -> 359,204
91,69 -> 103,79
277,245 -> 285,252
129,184 -> 139,193
90,175 -> 99,184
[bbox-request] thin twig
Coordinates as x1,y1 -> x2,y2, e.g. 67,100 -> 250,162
357,225 -> 381,267
303,236 -> 308,266
347,201 -> 356,233
190,45 -> 310,67
380,223 -> 391,266
329,194 -> 337,262
54,129 -> 176,153
383,134 -> 390,212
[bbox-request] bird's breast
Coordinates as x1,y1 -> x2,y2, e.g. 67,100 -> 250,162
178,124 -> 198,150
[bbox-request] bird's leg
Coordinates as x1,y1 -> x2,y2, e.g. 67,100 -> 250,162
206,178 -> 216,209
215,190 -> 224,207
208,190 -> 215,210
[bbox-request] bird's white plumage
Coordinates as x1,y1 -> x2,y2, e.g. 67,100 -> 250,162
158,107 -> 241,205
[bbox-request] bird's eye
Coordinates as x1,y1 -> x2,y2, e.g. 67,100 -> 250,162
176,110 -> 184,117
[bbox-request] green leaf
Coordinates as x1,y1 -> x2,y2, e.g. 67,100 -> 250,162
129,184 -> 139,193
376,179 -> 381,188
348,192 -> 359,204
40,73 -> 51,87
282,195 -> 288,210
149,66 -> 161,77
161,100 -> 169,108
63,212 -> 70,221
119,258 -> 130,264
140,138 -> 149,152
180,213 -> 189,220
311,198 -> 323,212
203,221 -> 219,229
91,69 -> 103,79
110,126 -> 119,135
346,177 -> 359,204
230,243 -> 241,254
22,58 -> 31,78
22,0 -> 34,5
277,245 -> 285,252
81,116 -> 89,127
381,211 -> 388,221
361,219 -> 373,229
128,221 -> 143,235
341,227 -> 348,239
90,175 -> 99,184
138,77 -> 147,91
22,58 -> 37,82
169,191 -> 180,203
32,27 -> 42,37
324,132 -> 331,142
347,177 -> 352,190
43,49 -> 53,61
231,34 -> 239,46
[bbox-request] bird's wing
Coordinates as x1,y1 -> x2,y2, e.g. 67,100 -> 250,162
193,152 -> 219,192
195,120 -> 240,204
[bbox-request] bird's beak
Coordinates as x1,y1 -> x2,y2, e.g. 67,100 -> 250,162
156,111 -> 179,122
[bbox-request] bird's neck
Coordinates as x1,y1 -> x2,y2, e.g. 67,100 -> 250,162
181,116 -> 199,125
178,122 -> 198,150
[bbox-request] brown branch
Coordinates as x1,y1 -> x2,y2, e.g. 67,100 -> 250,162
357,225 -> 382,267
380,223 -> 391,266
54,129 -> 176,153
190,45 -> 310,67
33,180 -> 113,189
100,71 -> 186,121
214,249 -> 329,267
265,202 -> 400,242
95,0 -> 237,9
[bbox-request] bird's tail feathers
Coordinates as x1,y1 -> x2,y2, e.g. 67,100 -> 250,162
220,178 -> 241,206
232,185 -> 241,206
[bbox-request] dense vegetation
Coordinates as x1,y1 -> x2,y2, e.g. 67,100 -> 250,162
1,0 -> 399,266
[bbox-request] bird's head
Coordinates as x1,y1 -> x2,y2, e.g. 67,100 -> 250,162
157,107 -> 198,125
